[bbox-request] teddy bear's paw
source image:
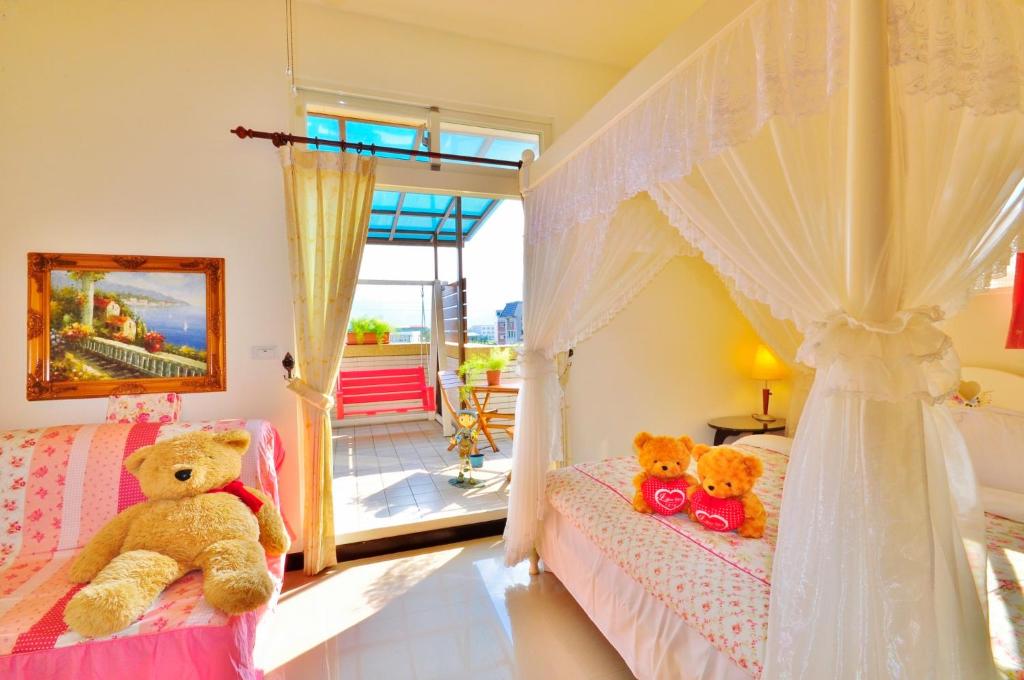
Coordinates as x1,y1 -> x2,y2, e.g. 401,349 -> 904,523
64,584 -> 141,638
68,556 -> 104,584
737,523 -> 764,539
259,530 -> 291,558
631,496 -> 652,513
205,569 -> 274,615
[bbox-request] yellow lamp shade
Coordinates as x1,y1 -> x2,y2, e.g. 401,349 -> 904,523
751,344 -> 786,381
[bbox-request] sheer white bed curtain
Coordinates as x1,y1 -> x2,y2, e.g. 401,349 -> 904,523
505,0 -> 1024,678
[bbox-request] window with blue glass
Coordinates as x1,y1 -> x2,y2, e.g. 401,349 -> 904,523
439,122 -> 540,165
305,114 -> 539,166
306,114 -> 428,160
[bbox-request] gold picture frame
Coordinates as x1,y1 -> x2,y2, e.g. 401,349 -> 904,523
27,252 -> 226,400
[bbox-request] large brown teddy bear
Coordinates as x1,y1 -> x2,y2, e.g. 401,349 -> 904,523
63,430 -> 290,638
631,432 -> 699,515
686,444 -> 766,538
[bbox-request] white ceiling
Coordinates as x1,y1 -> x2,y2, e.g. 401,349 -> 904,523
305,0 -> 708,69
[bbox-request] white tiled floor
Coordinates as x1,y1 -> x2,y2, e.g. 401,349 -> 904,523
333,421 -> 513,541
262,537 -> 634,680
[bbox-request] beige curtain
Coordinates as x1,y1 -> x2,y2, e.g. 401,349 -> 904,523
281,148 -> 376,575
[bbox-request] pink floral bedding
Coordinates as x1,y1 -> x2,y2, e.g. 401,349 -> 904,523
0,419 -> 287,680
546,444 -> 1024,679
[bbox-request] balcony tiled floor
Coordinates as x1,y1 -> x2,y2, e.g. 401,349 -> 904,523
333,420 -> 512,541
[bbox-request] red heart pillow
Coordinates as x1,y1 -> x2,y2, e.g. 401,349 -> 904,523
689,488 -> 745,532
640,477 -> 690,515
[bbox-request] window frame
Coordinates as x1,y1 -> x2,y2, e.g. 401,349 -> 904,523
293,88 -> 547,200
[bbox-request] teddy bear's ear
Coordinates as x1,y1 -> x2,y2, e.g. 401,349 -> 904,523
213,429 -> 251,455
124,444 -> 153,475
633,432 -> 653,449
692,444 -> 711,460
678,435 -> 695,450
743,454 -> 765,479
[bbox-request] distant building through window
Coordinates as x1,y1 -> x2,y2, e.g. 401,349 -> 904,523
496,301 -> 523,344
469,324 -> 497,344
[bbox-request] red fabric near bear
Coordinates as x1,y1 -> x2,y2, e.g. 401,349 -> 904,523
689,488 -> 745,531
640,477 -> 689,515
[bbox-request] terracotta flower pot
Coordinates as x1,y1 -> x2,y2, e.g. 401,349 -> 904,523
346,332 -> 391,345
486,369 -> 502,386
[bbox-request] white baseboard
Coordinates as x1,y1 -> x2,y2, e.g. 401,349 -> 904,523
332,411 -> 437,429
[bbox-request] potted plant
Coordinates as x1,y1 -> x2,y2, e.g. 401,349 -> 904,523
347,317 -> 394,345
458,347 -> 512,387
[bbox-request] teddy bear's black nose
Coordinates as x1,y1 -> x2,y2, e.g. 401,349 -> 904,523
661,465 -> 669,471
174,469 -> 192,481
707,484 -> 715,491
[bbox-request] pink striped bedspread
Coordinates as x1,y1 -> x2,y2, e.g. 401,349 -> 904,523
0,419 -> 287,680
546,445 -> 1024,679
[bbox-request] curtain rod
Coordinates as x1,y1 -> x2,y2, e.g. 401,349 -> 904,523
230,126 -> 523,169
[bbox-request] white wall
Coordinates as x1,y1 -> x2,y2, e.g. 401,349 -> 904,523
566,256 -> 791,462
0,0 -> 627,543
294,4 -> 626,139
0,0 -> 301,524
946,289 -> 1024,374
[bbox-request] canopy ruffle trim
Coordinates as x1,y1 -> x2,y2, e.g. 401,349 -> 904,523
889,0 -> 1024,116
648,183 -> 812,331
526,0 -> 1024,246
796,307 -> 961,404
525,0 -> 849,245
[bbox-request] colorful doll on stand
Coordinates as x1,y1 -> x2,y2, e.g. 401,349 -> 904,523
449,409 -> 481,487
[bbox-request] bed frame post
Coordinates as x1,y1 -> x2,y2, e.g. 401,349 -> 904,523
529,547 -> 540,575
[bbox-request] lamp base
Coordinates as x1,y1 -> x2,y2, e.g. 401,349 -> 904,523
752,386 -> 775,422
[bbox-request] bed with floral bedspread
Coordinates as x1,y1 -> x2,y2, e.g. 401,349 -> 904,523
542,441 -> 1024,679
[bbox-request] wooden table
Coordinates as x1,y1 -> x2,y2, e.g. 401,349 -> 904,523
470,383 -> 519,452
707,415 -> 786,446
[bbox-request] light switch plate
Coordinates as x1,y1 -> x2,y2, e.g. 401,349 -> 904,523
251,345 -> 278,360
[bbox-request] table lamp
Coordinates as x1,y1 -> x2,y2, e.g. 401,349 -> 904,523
750,344 -> 786,422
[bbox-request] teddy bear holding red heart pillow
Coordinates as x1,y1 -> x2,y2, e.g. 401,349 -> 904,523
686,444 -> 766,538
631,431 -> 698,516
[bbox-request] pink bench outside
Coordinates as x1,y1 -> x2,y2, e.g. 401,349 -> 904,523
0,419 -> 287,680
335,367 -> 436,420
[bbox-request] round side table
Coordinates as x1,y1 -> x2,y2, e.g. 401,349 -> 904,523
708,416 -> 787,446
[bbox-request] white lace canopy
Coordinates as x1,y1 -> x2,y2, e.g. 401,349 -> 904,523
505,1 -> 1024,678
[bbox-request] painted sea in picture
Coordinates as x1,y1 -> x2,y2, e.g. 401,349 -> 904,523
49,270 -> 208,381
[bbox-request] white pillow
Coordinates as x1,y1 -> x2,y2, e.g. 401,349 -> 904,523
981,486 -> 1024,523
952,405 -> 1024,494
735,434 -> 792,456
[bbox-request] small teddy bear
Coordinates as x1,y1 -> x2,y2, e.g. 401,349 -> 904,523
631,432 -> 698,515
686,444 -> 766,538
63,430 -> 290,638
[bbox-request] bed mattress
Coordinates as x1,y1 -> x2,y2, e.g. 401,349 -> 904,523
541,441 -> 1024,679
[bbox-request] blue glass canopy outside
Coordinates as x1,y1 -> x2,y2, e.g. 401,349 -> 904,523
307,115 -> 506,245
367,189 -> 496,246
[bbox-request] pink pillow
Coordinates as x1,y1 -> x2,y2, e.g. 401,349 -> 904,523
106,393 -> 181,425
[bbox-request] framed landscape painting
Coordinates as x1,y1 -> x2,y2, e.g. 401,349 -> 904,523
26,253 -> 226,400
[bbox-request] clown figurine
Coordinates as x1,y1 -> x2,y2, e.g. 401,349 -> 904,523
449,409 -> 480,487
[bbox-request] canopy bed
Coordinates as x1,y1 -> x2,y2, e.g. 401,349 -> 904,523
504,0 -> 1024,677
